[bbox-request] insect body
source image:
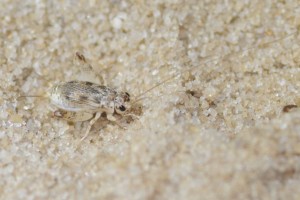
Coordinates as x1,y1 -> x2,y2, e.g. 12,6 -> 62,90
48,52 -> 131,141
50,80 -> 130,140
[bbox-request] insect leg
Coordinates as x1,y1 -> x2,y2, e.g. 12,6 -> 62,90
74,52 -> 105,84
107,113 -> 117,122
106,113 -> 128,129
80,112 -> 101,141
53,109 -> 94,122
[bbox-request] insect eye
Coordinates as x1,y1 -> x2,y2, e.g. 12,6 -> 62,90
119,105 -> 126,111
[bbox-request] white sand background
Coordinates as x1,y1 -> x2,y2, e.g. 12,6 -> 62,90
1,1 -> 300,199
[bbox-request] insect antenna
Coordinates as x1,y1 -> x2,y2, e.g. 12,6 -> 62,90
17,95 -> 46,100
132,31 -> 298,104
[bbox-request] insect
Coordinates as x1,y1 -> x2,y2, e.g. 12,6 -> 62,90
49,53 -> 131,141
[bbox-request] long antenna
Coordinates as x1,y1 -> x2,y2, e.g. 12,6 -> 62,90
132,31 -> 298,103
17,95 -> 46,100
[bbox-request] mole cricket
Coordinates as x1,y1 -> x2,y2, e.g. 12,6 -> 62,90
21,32 -> 297,140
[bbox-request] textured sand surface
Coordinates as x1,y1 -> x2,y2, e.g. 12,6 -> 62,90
1,1 -> 300,200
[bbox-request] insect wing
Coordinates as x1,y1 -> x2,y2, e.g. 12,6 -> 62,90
60,81 -> 114,111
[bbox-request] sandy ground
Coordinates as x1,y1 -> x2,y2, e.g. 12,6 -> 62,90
1,1 -> 300,200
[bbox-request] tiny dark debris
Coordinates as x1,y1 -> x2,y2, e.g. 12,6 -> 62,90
186,90 -> 202,98
282,104 -> 298,113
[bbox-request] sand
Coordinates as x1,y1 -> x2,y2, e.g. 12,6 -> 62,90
1,1 -> 300,199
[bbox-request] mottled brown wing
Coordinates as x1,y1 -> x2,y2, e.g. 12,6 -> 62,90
58,81 -> 115,111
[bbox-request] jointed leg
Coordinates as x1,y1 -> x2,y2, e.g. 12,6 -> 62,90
74,52 -> 105,84
106,113 -> 117,122
107,113 -> 127,129
53,109 -> 94,122
80,112 -> 101,141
